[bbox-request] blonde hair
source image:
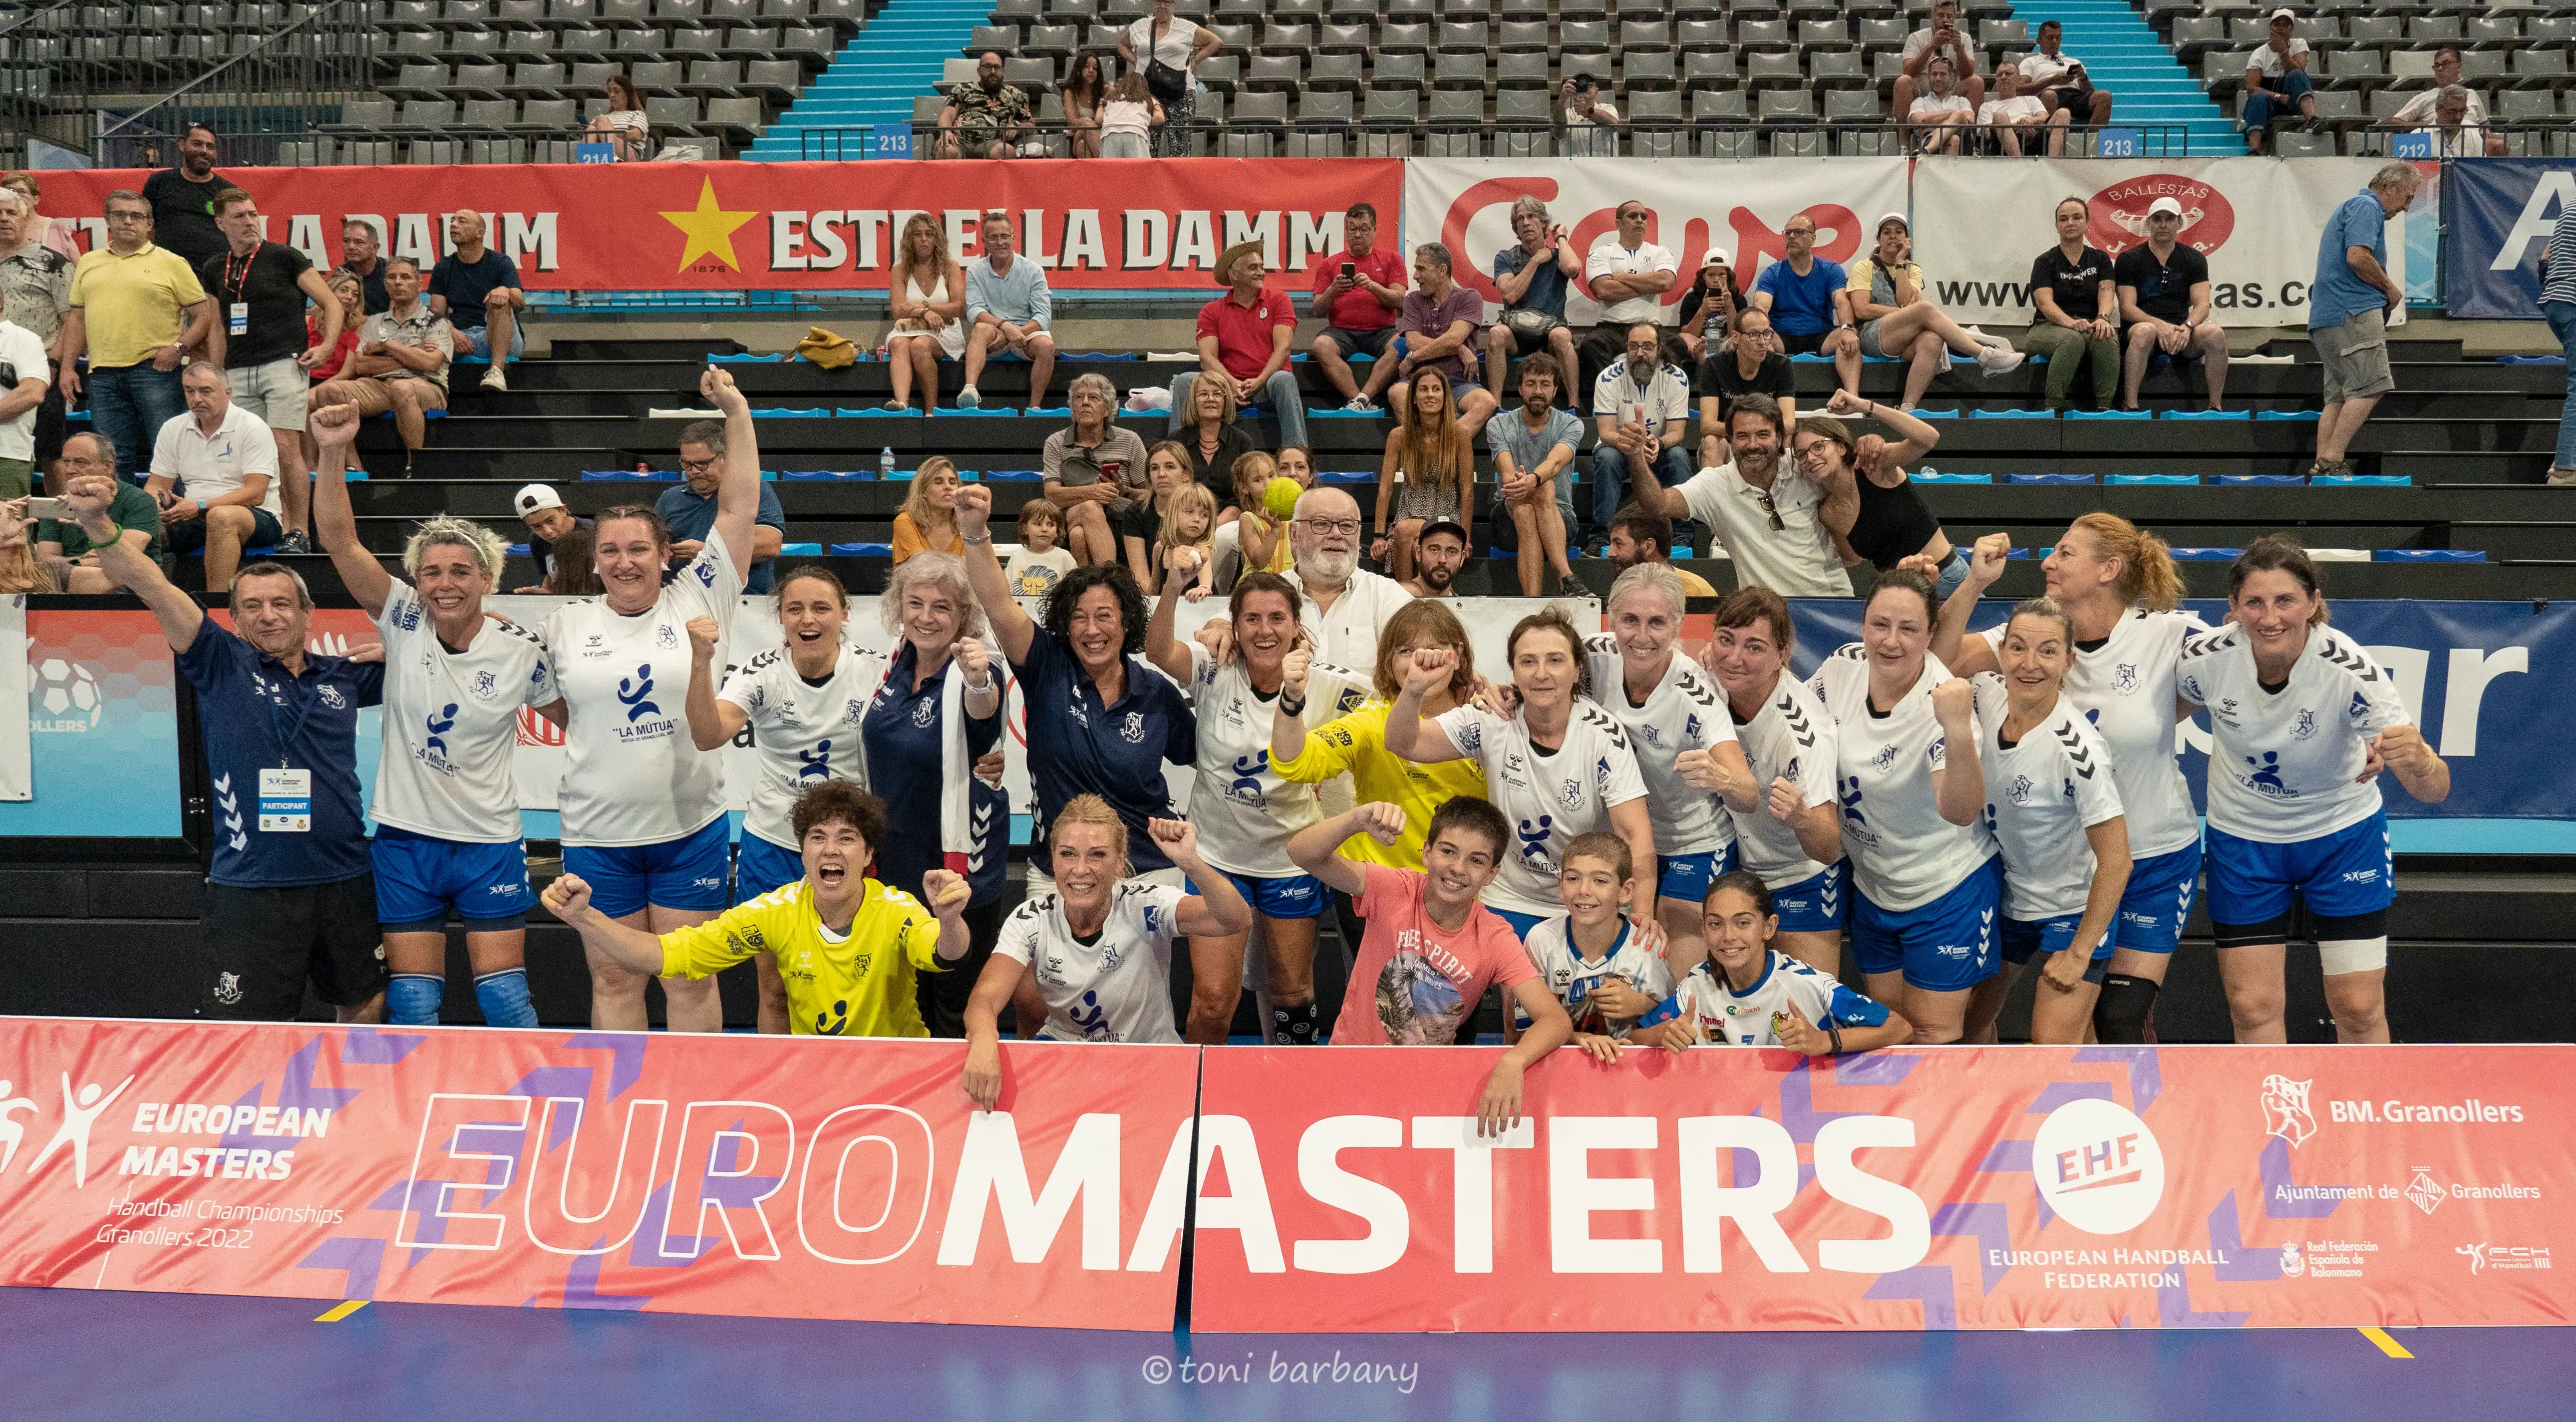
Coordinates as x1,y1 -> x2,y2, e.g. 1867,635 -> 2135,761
1158,482 -> 1217,557
879,551 -> 987,640
0,521 -> 55,593
2065,511 -> 2183,614
401,515 -> 509,582
901,455 -> 962,537
1050,794 -> 1131,879
1606,561 -> 1686,623
892,212 -> 960,304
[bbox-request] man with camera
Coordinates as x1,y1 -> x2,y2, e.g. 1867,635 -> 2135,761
1309,204 -> 1408,414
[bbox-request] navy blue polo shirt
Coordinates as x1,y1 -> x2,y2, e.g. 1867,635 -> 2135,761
426,250 -> 521,332
654,482 -> 788,593
1011,626 -> 1196,874
175,620 -> 385,888
863,642 -> 1008,906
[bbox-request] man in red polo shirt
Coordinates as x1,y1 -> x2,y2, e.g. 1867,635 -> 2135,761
1306,203 -> 1408,414
1170,239 -> 1307,453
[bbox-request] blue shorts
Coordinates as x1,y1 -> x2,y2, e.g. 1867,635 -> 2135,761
734,832 -> 803,905
1767,861 -> 1851,935
2204,811 -> 2393,935
562,816 -> 732,920
2003,912 -> 2110,985
1852,855 -> 2002,992
2109,839 -> 2202,954
1656,844 -> 1739,904
1192,870 -> 1331,920
372,827 -> 531,931
1491,906 -> 1548,942
457,321 -> 526,360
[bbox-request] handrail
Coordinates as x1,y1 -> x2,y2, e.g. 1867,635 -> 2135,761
97,0 -> 368,140
792,117 -> 2202,160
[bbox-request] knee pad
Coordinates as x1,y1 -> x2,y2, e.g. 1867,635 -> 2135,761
2316,936 -> 2388,976
1270,1000 -> 1318,1046
2093,973 -> 2159,1045
387,973 -> 444,1027
473,968 -> 537,1029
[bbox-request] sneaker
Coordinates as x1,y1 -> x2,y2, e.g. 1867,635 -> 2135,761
957,385 -> 981,408
1555,573 -> 1588,599
2548,468 -> 2576,486
1975,345 -> 2025,376
274,530 -> 311,555
1343,395 -> 1379,413
480,364 -> 507,392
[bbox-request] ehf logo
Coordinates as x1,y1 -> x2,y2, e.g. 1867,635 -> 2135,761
2279,1243 -> 2305,1278
2029,1098 -> 2165,1235
2292,709 -> 2317,741
2114,663 -> 2141,695
2259,1074 -> 2316,1148
2404,1167 -> 2445,1215
656,623 -> 679,649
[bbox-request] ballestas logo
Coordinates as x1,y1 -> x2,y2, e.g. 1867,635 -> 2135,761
2030,1098 -> 2166,1235
2087,176 -> 2234,259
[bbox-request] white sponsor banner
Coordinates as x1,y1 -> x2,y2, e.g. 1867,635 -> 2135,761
1913,156 -> 2406,329
1403,157 -> 1910,325
1,596 -> 27,801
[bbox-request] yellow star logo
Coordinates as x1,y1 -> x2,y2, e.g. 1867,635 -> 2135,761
659,178 -> 758,273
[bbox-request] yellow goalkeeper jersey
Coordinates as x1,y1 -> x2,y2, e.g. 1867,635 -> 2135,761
1272,701 -> 1489,869
659,878 -> 948,1037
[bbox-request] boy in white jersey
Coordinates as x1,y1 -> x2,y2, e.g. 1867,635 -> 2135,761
1510,833 -> 1673,1056
1637,872 -> 1911,1052
1694,588 -> 1847,974
308,402 -> 552,1028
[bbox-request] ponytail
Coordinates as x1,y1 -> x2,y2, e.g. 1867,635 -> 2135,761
2069,511 -> 2182,614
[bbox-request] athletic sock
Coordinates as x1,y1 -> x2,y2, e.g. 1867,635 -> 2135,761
1270,1000 -> 1318,1045
387,973 -> 444,1027
473,968 -> 538,1029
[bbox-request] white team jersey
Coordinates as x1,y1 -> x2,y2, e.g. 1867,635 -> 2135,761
1515,915 -> 1674,1037
1810,645 -> 1997,912
1727,672 -> 1841,888
717,642 -> 892,851
542,533 -> 744,847
1982,608 -> 2206,858
1433,699 -> 1650,917
1648,952 -> 1892,1047
369,581 -> 556,843
1583,636 -> 1737,856
994,880 -> 1189,1044
2176,623 -> 2409,844
1182,644 -> 1369,879
1972,676 -> 2126,920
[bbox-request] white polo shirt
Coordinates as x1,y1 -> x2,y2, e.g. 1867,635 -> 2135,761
1585,235 -> 1678,326
149,401 -> 282,519
0,319 -> 51,463
1675,461 -> 1852,598
1285,565 -> 1414,672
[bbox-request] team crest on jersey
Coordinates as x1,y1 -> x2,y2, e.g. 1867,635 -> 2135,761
1561,777 -> 1583,808
2006,773 -> 2035,806
847,699 -> 868,726
472,670 -> 499,699
912,698 -> 938,728
656,623 -> 679,649
318,685 -> 347,711
2115,663 -> 2141,695
2292,708 -> 2317,741
213,972 -> 242,1005
1872,743 -> 1900,771
1636,721 -> 1663,747
1119,711 -> 1145,744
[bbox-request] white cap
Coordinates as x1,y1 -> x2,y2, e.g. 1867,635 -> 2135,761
1701,248 -> 1734,269
2147,196 -> 2184,219
1877,211 -> 1909,233
2268,6 -> 2294,19
513,483 -> 565,518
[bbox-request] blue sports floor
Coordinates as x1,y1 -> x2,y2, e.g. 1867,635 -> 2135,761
4,1287 -> 2568,1421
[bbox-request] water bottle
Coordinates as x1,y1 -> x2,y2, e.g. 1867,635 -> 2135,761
879,446 -> 896,481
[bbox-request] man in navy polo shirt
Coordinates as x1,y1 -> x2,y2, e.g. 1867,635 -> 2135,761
65,472 -> 388,1022
655,417 -> 786,592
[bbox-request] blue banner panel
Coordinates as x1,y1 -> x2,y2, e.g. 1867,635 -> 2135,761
2442,158 -> 2576,321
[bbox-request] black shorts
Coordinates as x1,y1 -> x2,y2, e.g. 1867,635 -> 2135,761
1317,326 -> 1395,360
1779,329 -> 1838,356
162,506 -> 285,556
201,875 -> 387,1019
32,378 -> 64,465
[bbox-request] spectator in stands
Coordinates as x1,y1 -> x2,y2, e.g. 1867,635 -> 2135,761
311,259 -> 448,479
1402,518 -> 1467,598
1676,250 -> 1748,365
1561,76 -> 1619,158
2238,9 -> 2314,157
1177,239 -> 1306,454
0,494 -> 50,592
1357,243 -> 1496,434
884,211 -> 965,415
143,123 -> 229,270
203,189 -> 340,555
1581,201 -> 1677,394
892,455 -> 966,567
1592,322 -> 1692,554
2116,195 -> 2229,411
2542,200 -> 2576,487
0,172 -> 80,263
659,416 -> 788,589
1285,486 -> 1413,671
1489,354 -> 1584,598
1094,72 -> 1162,159
1213,449 -> 1290,588
33,433 -> 161,593
1607,503 -> 1716,597
2020,20 -> 2112,130
1697,307 -> 1796,467
1119,0 -> 1220,158
1905,55 -> 1978,155
2391,51 -> 2503,158
1980,63 -> 2070,157
1629,392 -> 1858,599
337,218 -> 389,316
1372,366 -> 1476,585
1811,389 -> 1967,597
960,211 -> 1057,409
1121,440 -> 1197,584
938,53 -> 1033,161
2411,85 -> 2498,160
512,482 -> 595,594
1483,196 -> 1581,409
1310,204 -> 1407,413
585,71 -> 650,161
1174,374 -> 1256,507
1751,213 -> 1862,400
0,189 -> 71,496
65,189 -> 214,481
304,273 -> 363,388
1009,498 -> 1078,596
1061,52 -> 1109,160
2308,164 -> 2418,477
1892,0 -> 1986,127
1849,213 -> 2023,412
428,210 -> 523,393
2026,197 -> 2120,412
1043,372 -> 1150,565
149,362 -> 281,592
66,472 -> 384,1023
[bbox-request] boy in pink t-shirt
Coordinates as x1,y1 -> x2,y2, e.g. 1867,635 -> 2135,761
1288,796 -> 1573,1137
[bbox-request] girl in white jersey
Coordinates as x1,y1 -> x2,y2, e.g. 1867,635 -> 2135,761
960,797 -> 1251,1105
2177,537 -> 2448,1044
1809,569 -> 1999,1044
1927,513 -> 2204,1044
532,368 -> 762,1033
1382,607 -> 1656,942
1587,562 -> 1758,958
1144,564 -> 1367,1046
1695,587 -> 1847,973
309,403 -> 553,1029
1960,599 -> 2131,1045
1634,872 -> 1912,1054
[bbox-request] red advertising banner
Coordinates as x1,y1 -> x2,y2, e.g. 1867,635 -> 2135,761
0,1019 -> 1198,1329
35,159 -> 1404,293
1190,1045 -> 2576,1332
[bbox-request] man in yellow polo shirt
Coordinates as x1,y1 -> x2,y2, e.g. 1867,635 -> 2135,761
542,782 -> 975,1037
63,188 -> 213,480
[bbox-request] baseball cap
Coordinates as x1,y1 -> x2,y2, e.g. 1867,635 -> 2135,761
513,483 -> 565,518
2147,196 -> 2184,219
1419,517 -> 1470,546
1877,211 -> 1909,233
1701,248 -> 1735,270
2267,6 -> 2293,19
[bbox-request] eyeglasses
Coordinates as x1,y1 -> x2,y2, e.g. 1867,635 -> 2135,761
1296,517 -> 1362,536
678,455 -> 721,475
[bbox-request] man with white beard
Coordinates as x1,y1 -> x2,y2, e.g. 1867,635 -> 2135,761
1281,486 -> 1414,671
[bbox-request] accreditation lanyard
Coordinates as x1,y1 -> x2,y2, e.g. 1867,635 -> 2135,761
257,660 -> 322,833
219,246 -> 258,336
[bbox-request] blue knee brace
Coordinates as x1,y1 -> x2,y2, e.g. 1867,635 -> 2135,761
387,973 -> 444,1026
473,968 -> 538,1030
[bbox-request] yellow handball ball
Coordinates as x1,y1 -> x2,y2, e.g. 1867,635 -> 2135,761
1263,476 -> 1303,522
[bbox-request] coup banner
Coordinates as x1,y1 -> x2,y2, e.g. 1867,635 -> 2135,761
2440,158 -> 2576,320
34,159 -> 1404,293
1190,1044 -> 2576,1332
0,1019 -> 1199,1328
1913,156 -> 2403,328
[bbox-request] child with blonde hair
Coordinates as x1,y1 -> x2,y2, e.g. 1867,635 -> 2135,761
1155,482 -> 1219,600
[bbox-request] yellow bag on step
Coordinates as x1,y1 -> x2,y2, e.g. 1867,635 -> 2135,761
794,325 -> 857,369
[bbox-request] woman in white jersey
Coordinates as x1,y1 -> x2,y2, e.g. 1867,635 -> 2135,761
2177,536 -> 2447,1043
1926,513 -> 2202,1044
1145,565 -> 1367,1045
1958,598 -> 2131,1045
1809,568 -> 1999,1044
309,403 -> 553,1029
1382,606 -> 1655,942
959,797 -> 1251,1104
1695,587 -> 1846,973
1635,871 -> 1912,1054
532,368 -> 761,1033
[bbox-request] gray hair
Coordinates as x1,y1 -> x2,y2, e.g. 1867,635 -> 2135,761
401,514 -> 510,582
63,429 -> 115,469
1068,371 -> 1116,406
2434,83 -> 2471,106
879,551 -> 987,641
229,561 -> 313,609
0,189 -> 26,219
676,418 -> 726,457
1606,561 -> 1686,622
182,360 -> 229,386
2370,161 -> 2423,195
1508,194 -> 1551,228
1414,241 -> 1452,274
